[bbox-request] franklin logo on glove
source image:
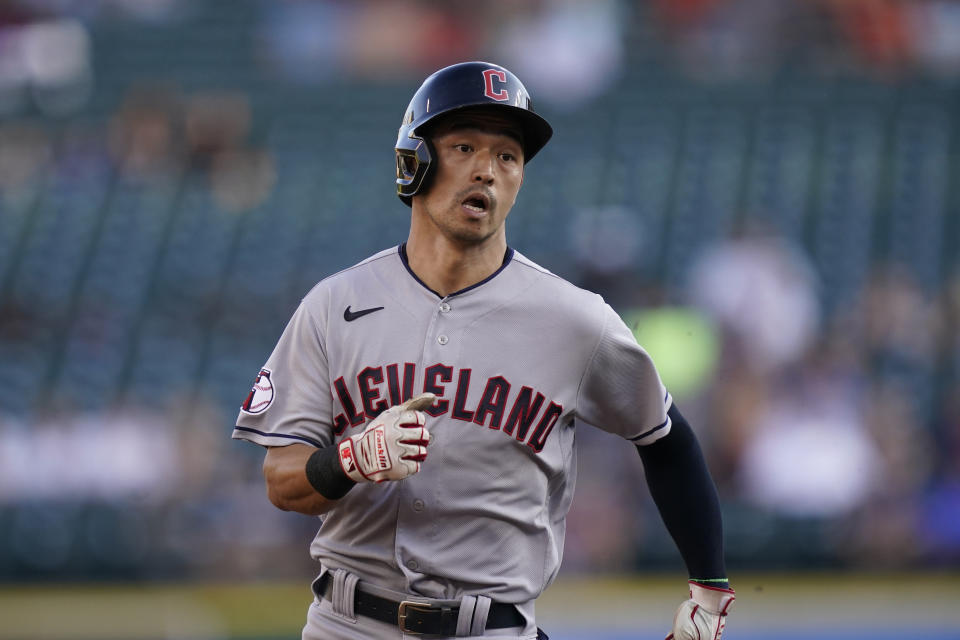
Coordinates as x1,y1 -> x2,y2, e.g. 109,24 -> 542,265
337,393 -> 435,484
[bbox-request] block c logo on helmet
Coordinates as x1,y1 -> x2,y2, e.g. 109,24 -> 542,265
483,69 -> 509,101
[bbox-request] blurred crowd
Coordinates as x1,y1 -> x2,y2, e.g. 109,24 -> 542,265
565,225 -> 960,574
1,0 -> 959,583
5,0 -> 960,117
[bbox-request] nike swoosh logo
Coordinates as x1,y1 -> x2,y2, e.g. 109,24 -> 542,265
344,305 -> 385,322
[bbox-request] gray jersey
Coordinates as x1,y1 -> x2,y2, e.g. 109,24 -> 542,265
233,245 -> 671,606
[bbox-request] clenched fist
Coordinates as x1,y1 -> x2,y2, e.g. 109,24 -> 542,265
666,582 -> 735,640
338,393 -> 435,483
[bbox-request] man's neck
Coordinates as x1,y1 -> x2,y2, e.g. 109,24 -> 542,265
405,234 -> 507,297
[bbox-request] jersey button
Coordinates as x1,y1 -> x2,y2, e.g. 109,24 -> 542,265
412,499 -> 425,512
437,335 -> 448,345
439,302 -> 451,313
406,559 -> 419,570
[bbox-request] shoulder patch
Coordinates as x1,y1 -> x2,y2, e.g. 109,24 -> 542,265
241,368 -> 275,414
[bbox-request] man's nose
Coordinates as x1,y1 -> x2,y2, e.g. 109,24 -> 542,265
472,150 -> 495,184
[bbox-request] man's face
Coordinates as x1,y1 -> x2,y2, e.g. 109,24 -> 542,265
414,112 -> 525,247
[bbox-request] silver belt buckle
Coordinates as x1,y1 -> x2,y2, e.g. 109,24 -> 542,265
397,600 -> 436,635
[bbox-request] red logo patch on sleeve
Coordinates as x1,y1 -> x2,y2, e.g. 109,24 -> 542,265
241,368 -> 275,414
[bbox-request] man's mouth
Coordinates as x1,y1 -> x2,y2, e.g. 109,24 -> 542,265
461,192 -> 491,214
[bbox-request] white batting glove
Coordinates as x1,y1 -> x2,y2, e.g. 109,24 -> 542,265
338,393 -> 435,483
666,582 -> 735,640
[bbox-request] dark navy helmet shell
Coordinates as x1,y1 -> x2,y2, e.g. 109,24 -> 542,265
395,61 -> 553,206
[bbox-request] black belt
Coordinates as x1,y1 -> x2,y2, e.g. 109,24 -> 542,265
316,572 -> 525,636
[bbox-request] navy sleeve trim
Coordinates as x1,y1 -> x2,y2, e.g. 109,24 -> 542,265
233,426 -> 324,448
628,390 -> 674,443
630,418 -> 670,442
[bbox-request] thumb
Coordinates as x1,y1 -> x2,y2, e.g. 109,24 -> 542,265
398,392 -> 436,412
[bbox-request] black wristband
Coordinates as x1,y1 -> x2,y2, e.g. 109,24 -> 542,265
305,446 -> 356,500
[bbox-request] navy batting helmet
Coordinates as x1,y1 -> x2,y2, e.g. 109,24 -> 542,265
395,61 -> 553,205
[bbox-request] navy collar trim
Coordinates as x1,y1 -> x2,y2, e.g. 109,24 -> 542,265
398,243 -> 515,299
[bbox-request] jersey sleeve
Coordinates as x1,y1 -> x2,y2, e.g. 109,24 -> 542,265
232,300 -> 334,449
576,302 -> 672,446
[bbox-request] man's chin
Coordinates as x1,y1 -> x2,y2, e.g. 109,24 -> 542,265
448,226 -> 499,248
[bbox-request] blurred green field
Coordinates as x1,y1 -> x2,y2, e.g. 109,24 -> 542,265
1,572 -> 958,639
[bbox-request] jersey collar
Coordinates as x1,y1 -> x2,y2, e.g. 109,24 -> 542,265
398,243 -> 515,299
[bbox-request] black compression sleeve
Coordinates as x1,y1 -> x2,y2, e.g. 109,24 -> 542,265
636,403 -> 727,583
305,446 -> 356,500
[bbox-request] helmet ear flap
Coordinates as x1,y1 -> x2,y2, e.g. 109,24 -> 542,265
395,135 -> 434,206
396,151 -> 419,184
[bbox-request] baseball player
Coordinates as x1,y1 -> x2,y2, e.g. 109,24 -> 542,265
233,61 -> 734,640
